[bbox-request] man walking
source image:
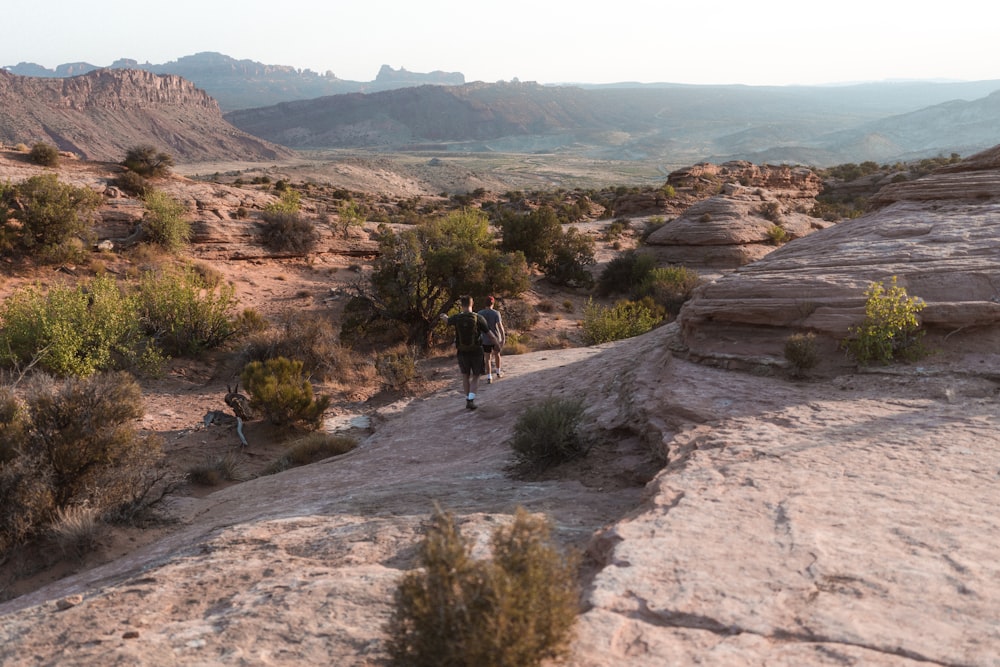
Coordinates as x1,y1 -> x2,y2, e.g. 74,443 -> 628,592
440,295 -> 489,410
478,296 -> 506,383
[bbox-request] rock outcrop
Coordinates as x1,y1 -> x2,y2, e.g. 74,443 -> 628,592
0,69 -> 294,163
677,146 -> 1000,369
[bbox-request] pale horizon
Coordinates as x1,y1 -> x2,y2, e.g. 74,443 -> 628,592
2,0 -> 998,88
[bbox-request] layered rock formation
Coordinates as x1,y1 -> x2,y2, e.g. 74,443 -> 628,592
677,146 -> 1000,369
0,69 -> 294,163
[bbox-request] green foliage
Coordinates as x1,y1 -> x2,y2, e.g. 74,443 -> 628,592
123,145 -> 174,177
386,505 -> 577,667
499,207 -> 562,267
508,397 -> 587,473
260,210 -> 319,253
137,267 -> 239,356
784,332 -> 820,378
0,372 -> 163,552
498,300 -> 539,332
843,276 -> 926,365
264,188 -> 302,214
336,200 -> 365,237
8,173 -> 101,257
634,265 -> 701,315
259,432 -> 357,475
28,142 -> 60,166
597,250 -> 657,296
113,170 -> 151,196
582,298 -> 661,344
543,227 -> 596,288
0,275 -> 158,377
142,190 -> 191,252
361,210 -> 529,348
766,223 -> 788,245
240,357 -> 331,428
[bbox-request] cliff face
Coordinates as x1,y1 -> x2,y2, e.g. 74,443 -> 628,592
0,69 -> 294,163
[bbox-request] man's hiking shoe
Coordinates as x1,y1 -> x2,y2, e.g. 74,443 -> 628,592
466,399 -> 478,410
486,375 -> 493,384
496,370 -> 504,378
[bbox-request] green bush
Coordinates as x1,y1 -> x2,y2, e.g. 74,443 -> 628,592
582,298 -> 661,344
113,170 -> 151,197
9,173 -> 101,258
142,190 -> 191,252
240,357 -> 331,428
122,145 -> 174,177
784,332 -> 820,378
0,275 -> 158,377
0,372 -> 163,553
137,267 -> 239,356
543,227 -> 596,288
508,396 -> 587,473
597,250 -> 656,296
842,276 -> 926,365
264,188 -> 301,214
766,223 -> 788,245
260,210 -> 319,253
634,265 -> 701,315
386,505 -> 577,667
28,142 -> 60,167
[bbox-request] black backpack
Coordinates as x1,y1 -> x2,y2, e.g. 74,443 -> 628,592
455,312 -> 482,352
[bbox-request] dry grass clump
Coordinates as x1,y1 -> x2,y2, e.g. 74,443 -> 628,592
385,505 -> 578,667
187,452 -> 248,487
259,432 -> 357,476
507,396 -> 588,476
48,504 -> 106,560
375,344 -> 417,389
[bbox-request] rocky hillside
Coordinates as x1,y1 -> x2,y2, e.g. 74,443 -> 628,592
5,53 -> 466,111
0,68 -> 295,163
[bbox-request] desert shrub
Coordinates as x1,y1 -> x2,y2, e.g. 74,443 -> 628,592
137,267 -> 239,356
233,307 -> 270,336
28,142 -> 60,167
122,145 -> 174,177
508,396 -> 587,473
604,218 -> 630,241
634,265 -> 701,315
0,275 -> 158,377
141,190 -> 191,252
260,210 -> 319,253
240,357 -> 331,428
597,250 -> 656,296
336,200 -> 366,237
543,227 -> 596,288
766,223 -> 788,245
499,207 -> 562,267
187,451 -> 247,486
501,300 -> 540,332
842,276 -> 926,365
9,173 -> 101,258
13,143 -> 29,152
376,345 -> 417,389
264,188 -> 301,214
113,170 -> 151,196
48,504 -> 105,560
0,372 -> 163,552
260,432 -> 357,475
386,505 -> 577,667
785,332 -> 820,378
759,201 -> 782,222
0,388 -> 29,464
582,298 -> 660,345
502,331 -> 527,355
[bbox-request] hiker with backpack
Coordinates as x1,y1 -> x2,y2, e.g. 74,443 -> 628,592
440,294 -> 490,410
478,296 -> 506,384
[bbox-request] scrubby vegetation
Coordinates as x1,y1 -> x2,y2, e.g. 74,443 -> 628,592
240,356 -> 331,428
141,190 -> 191,252
259,432 -> 357,476
0,173 -> 102,261
784,332 -> 820,378
508,396 -> 588,474
0,372 -> 163,555
843,276 -> 926,365
28,142 -> 60,167
123,145 -> 174,177
582,298 -> 661,344
386,505 -> 578,667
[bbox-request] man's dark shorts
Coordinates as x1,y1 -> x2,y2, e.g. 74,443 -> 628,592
482,344 -> 499,354
457,349 -> 486,376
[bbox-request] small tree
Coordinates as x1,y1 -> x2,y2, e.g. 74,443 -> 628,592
843,276 -> 926,365
123,145 -> 174,178
10,173 -> 101,257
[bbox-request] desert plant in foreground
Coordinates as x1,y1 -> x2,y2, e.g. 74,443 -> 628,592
137,267 -> 239,356
48,504 -> 105,560
842,276 -> 926,365
240,357 -> 331,428
386,505 -> 578,667
7,173 -> 102,258
508,396 -> 587,474
784,332 -> 820,378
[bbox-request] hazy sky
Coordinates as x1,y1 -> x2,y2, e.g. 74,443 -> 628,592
2,0 -> 997,86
